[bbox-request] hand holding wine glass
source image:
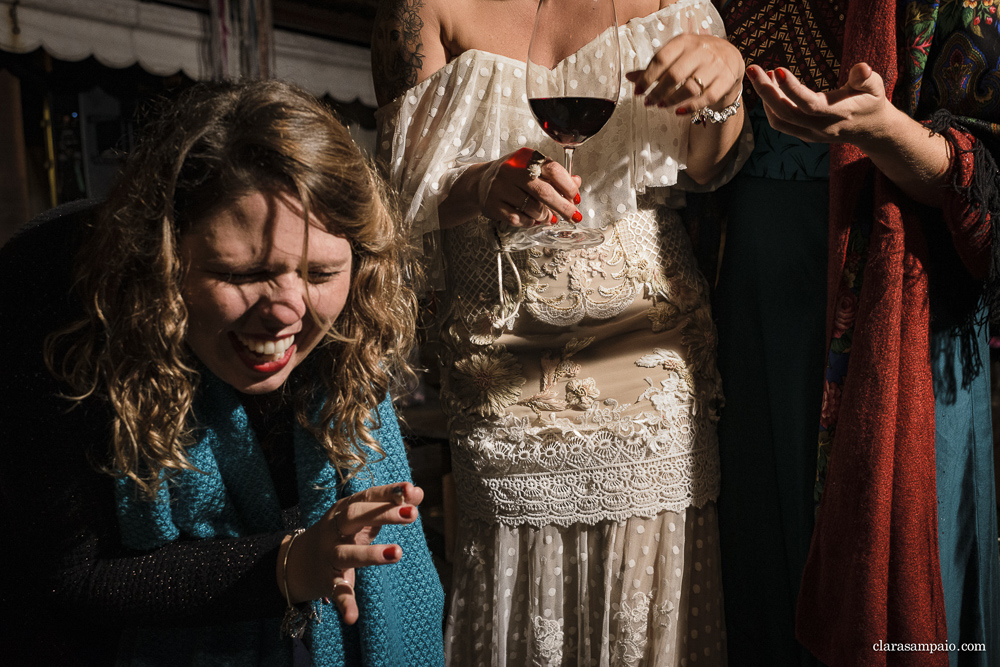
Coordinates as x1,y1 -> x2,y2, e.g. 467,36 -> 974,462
505,0 -> 621,250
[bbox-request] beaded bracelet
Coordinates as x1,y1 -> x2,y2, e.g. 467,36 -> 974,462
692,86 -> 743,125
279,528 -> 319,639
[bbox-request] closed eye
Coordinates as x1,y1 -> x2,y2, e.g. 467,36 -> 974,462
213,271 -> 269,284
208,268 -> 344,284
305,270 -> 341,284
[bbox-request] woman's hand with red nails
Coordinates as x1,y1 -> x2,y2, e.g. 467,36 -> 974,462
625,33 -> 743,114
625,30 -> 745,185
437,147 -> 584,230
746,62 -> 893,147
473,148 -> 584,229
277,482 -> 425,624
747,62 -> 951,207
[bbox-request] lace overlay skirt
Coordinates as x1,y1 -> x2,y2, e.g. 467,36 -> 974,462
444,504 -> 727,666
438,205 -> 726,665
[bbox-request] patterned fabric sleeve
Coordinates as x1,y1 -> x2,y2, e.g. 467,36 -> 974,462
937,125 -> 993,280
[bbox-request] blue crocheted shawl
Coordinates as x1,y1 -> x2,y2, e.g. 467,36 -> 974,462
114,372 -> 445,666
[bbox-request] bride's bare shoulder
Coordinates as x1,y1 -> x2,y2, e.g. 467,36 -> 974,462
371,0 -> 451,106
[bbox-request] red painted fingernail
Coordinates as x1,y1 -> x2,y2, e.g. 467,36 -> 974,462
676,107 -> 688,115
573,193 -> 581,205
550,213 -> 558,224
383,547 -> 398,560
572,211 -> 583,223
399,506 -> 415,519
777,68 -> 787,81
323,597 -> 331,604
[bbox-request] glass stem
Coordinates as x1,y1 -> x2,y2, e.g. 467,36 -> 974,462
563,146 -> 575,177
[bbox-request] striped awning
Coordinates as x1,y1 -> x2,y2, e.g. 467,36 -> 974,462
0,0 -> 377,106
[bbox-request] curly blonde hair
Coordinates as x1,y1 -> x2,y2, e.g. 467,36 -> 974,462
45,80 -> 417,498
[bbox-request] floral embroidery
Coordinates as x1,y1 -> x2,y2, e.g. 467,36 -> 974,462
518,337 -> 595,416
681,307 -> 717,374
831,289 -> 859,339
636,349 -> 695,405
379,5 -> 739,662
452,347 -> 526,417
652,598 -> 675,630
638,375 -> 692,418
819,380 -> 842,429
566,377 -> 601,409
657,265 -> 702,313
464,539 -> 487,569
636,348 -> 687,373
532,615 -> 563,665
646,300 -> 680,333
904,0 -> 1000,118
533,246 -> 574,279
614,592 -> 653,665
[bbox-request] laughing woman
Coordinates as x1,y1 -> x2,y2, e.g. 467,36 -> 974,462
0,80 -> 444,666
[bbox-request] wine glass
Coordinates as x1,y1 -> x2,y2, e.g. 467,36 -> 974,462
511,0 -> 621,250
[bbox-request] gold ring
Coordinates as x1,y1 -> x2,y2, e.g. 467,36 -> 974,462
693,76 -> 705,94
518,194 -> 532,214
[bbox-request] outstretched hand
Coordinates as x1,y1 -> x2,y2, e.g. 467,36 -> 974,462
280,482 -> 424,625
747,62 -> 892,146
749,61 -> 953,207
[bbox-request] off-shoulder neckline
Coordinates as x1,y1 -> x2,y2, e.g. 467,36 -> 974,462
381,0 -> 708,109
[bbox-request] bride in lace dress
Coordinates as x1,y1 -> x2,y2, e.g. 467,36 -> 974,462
373,1 -> 751,664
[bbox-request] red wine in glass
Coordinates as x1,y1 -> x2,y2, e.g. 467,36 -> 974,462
528,97 -> 617,147
515,0 -> 621,250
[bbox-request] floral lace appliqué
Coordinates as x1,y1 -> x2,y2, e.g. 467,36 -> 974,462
532,615 -> 564,666
451,345 -> 526,417
614,592 -> 654,665
519,337 -> 595,416
463,539 -> 487,570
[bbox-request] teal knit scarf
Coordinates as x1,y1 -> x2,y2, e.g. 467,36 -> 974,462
114,372 -> 445,666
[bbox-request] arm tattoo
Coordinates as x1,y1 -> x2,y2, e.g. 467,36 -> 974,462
372,0 -> 427,105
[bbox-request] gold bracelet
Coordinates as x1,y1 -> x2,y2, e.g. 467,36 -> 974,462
279,528 -> 318,639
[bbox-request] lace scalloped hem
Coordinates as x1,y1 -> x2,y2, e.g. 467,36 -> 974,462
452,478 -> 720,528
448,421 -> 722,528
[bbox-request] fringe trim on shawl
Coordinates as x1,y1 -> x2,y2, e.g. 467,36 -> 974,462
927,109 -> 1000,387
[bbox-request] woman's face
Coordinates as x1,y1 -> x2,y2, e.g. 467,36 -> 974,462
179,191 -> 353,394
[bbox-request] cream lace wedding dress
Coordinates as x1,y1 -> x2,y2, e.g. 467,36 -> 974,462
376,1 -> 752,664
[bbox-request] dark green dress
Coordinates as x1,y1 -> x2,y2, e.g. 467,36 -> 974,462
710,103 -> 829,667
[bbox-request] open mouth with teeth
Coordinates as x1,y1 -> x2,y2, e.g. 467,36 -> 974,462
230,332 -> 297,373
